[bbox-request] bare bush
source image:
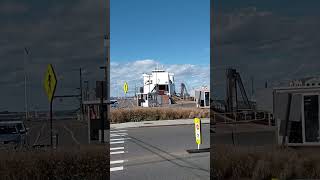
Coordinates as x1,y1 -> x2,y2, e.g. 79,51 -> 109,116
212,145 -> 320,180
111,107 -> 209,123
0,145 -> 109,180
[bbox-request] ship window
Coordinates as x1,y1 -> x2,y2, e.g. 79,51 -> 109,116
158,85 -> 167,91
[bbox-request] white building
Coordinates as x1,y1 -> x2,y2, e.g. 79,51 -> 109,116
194,86 -> 210,108
274,86 -> 320,146
289,77 -> 320,87
137,68 -> 175,107
142,69 -> 175,96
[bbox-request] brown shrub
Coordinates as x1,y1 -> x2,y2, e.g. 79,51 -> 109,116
0,146 -> 109,180
213,145 -> 320,180
111,107 -> 209,123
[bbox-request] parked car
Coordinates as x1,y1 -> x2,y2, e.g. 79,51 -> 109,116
110,100 -> 119,108
0,121 -> 29,146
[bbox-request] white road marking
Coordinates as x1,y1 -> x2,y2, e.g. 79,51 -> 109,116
110,130 -> 127,133
110,151 -> 125,155
111,133 -> 128,137
110,129 -> 128,173
110,147 -> 125,151
110,166 -> 124,172
63,125 -> 80,145
33,123 -> 45,146
110,141 -> 124,144
110,138 -> 130,141
110,160 -> 125,165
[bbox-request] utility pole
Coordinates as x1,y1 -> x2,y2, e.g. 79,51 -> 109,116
24,48 -> 29,121
80,68 -> 83,119
84,81 -> 89,100
100,81 -> 105,143
251,76 -> 254,100
99,67 -> 107,141
135,83 -> 137,98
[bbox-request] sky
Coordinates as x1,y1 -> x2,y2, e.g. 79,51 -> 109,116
3,0 -> 320,111
212,0 -> 320,99
0,0 -> 106,111
0,0 -> 209,112
110,0 -> 210,98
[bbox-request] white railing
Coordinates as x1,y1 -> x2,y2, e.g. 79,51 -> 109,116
212,110 -> 274,126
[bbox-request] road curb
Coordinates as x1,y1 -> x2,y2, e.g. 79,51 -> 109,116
111,118 -> 210,129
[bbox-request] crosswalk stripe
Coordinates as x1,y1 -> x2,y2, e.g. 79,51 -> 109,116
111,133 -> 128,136
110,166 -> 123,172
110,141 -> 124,144
110,130 -> 127,133
110,160 -> 125,165
110,138 -> 130,141
110,151 -> 125,155
110,147 -> 124,151
110,129 -> 127,173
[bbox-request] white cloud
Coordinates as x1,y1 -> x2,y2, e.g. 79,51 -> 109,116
110,59 -> 209,97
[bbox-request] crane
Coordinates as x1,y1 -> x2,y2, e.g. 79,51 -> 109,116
225,68 -> 252,112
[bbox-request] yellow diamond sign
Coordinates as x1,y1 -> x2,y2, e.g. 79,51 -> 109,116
123,81 -> 128,94
43,64 -> 57,102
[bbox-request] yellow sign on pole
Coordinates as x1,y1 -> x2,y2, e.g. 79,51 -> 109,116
123,81 -> 128,94
43,64 -> 57,102
194,118 -> 202,148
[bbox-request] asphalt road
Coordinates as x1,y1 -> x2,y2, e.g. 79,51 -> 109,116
24,119 -> 89,147
110,124 -> 210,180
212,123 -> 277,147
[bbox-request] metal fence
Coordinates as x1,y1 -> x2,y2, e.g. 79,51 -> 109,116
212,110 -> 275,126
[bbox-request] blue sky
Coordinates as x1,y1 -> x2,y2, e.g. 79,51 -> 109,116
110,0 -> 210,65
109,0 -> 210,97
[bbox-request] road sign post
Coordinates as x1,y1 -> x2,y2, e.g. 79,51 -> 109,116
194,118 -> 202,150
100,81 -> 105,143
43,64 -> 57,148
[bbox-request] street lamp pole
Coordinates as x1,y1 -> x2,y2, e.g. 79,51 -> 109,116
24,48 -> 29,121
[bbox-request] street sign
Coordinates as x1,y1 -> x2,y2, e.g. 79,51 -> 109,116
43,64 -> 57,148
43,64 -> 57,102
123,82 -> 128,94
194,118 -> 202,148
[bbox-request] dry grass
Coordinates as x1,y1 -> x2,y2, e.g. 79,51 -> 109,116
0,145 -> 109,180
111,107 -> 209,123
212,145 -> 320,180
